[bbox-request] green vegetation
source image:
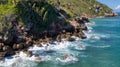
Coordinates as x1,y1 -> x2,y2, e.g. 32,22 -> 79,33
15,0 -> 60,32
48,0 -> 113,17
0,0 -> 113,32
0,0 -> 60,32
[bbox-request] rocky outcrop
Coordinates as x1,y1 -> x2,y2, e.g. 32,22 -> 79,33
0,0 -> 93,59
0,16 -> 90,59
105,12 -> 118,17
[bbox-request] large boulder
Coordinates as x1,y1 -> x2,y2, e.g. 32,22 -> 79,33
0,43 -> 4,51
64,24 -> 75,33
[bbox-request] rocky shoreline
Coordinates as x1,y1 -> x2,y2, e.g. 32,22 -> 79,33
0,16 -> 92,60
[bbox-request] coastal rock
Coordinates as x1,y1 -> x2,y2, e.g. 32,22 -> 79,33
2,46 -> 9,51
81,35 -> 87,39
67,37 -> 75,41
82,26 -> 88,30
0,52 -> 6,57
25,41 -> 33,48
0,57 -> 4,60
56,34 -> 62,42
0,52 -> 6,60
25,36 -> 33,47
64,24 -> 75,33
13,44 -> 17,50
2,46 -> 15,56
0,43 -> 4,51
15,36 -> 26,44
16,43 -> 24,50
23,50 -> 32,57
69,19 -> 80,29
105,12 -> 118,17
81,17 -> 90,22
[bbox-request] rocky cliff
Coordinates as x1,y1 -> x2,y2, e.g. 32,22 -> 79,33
0,0 -> 118,59
0,0 -> 117,32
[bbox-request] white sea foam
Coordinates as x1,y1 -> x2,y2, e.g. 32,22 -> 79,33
0,57 -> 23,67
74,44 -> 86,50
56,55 -> 78,64
0,40 -> 76,66
71,36 -> 80,41
92,45 -> 111,48
83,31 -> 100,40
85,22 -> 95,26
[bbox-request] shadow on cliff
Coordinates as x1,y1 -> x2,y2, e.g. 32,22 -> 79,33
15,1 -> 60,33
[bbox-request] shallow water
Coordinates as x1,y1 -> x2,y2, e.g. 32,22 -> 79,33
0,16 -> 120,67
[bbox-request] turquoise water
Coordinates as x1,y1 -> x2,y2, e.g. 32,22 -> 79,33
36,16 -> 120,67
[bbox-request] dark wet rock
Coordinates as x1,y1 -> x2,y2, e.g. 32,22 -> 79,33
75,18 -> 85,25
23,50 -> 32,57
36,44 -> 43,47
82,26 -> 88,30
16,43 -> 24,50
81,17 -> 90,22
2,46 -> 9,51
0,43 -> 4,51
56,34 -> 62,42
0,35 -> 4,43
3,37 -> 13,45
66,33 -> 75,41
61,33 -> 66,39
25,36 -> 33,47
64,24 -> 75,33
2,46 -> 15,56
0,57 -> 4,60
13,43 -> 25,50
25,41 -> 33,48
81,35 -> 87,39
15,36 -> 26,44
0,52 -> 6,60
5,51 -> 15,57
68,37 -> 75,41
13,44 -> 17,50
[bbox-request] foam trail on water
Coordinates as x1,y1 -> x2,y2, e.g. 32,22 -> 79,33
85,22 -> 95,26
74,44 -> 86,50
92,45 -> 111,48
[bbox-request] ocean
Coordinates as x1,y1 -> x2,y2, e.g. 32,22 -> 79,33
0,15 -> 120,67
36,15 -> 120,67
